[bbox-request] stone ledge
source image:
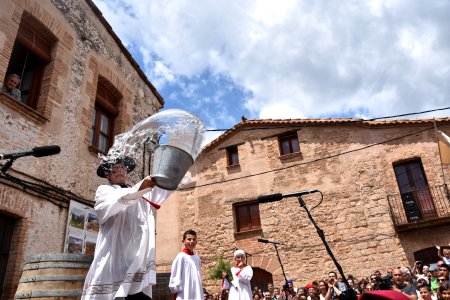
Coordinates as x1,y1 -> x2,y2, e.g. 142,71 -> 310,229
0,93 -> 48,124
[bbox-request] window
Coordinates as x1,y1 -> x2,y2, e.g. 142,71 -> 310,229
90,79 -> 120,153
226,145 -> 239,166
393,159 -> 436,222
4,14 -> 55,108
234,202 -> 261,232
278,132 -> 300,155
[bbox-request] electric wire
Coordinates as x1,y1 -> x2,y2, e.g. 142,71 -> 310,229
204,106 -> 450,132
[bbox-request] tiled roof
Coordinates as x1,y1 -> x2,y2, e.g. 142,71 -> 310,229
202,117 -> 450,152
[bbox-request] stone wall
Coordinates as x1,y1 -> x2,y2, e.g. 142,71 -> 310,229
0,0 -> 163,298
157,121 -> 450,294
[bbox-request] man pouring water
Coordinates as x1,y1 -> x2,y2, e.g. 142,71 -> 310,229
82,156 -> 172,300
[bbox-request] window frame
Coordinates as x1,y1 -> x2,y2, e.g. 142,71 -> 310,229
90,80 -> 120,154
226,145 -> 239,166
234,201 -> 261,233
278,132 -> 300,155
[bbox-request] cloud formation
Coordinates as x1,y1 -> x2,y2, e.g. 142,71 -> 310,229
93,0 -> 450,130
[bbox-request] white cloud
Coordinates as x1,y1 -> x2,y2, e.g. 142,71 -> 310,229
93,0 -> 450,125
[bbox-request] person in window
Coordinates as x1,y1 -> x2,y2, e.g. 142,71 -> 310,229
82,156 -> 173,300
2,73 -> 21,101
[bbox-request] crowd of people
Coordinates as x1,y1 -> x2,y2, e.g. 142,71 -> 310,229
205,247 -> 450,300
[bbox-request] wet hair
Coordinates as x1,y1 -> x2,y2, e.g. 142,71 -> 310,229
183,229 -> 197,240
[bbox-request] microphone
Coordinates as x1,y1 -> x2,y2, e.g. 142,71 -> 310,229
0,145 -> 61,160
258,238 -> 284,245
257,190 -> 319,203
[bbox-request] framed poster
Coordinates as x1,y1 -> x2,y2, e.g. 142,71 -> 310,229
64,200 -> 98,255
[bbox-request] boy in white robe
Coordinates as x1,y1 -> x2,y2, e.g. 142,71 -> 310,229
82,156 -> 172,300
169,229 -> 204,300
229,249 -> 253,300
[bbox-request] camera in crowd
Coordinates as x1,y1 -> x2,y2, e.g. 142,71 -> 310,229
374,275 -> 393,290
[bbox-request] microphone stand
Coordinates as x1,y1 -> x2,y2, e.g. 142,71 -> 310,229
264,241 -> 289,295
1,158 -> 15,174
297,195 -> 357,300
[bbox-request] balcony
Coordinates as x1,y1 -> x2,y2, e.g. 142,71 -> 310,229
387,184 -> 450,231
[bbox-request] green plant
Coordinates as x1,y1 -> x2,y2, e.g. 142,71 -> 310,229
209,252 -> 232,280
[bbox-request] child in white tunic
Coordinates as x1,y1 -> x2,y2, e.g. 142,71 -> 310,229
228,249 -> 253,300
169,230 -> 204,300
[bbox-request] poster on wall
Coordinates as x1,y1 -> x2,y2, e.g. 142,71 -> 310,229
64,200 -> 99,255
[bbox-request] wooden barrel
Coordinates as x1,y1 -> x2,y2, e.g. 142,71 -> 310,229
15,253 -> 92,300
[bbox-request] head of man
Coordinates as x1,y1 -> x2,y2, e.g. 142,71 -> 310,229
439,265 -> 450,278
97,156 -> 135,185
437,272 -> 449,287
392,268 -> 405,287
328,272 -> 338,285
267,283 -> 274,293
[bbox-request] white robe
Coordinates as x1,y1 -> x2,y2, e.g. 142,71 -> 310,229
82,180 -> 172,300
169,252 -> 204,300
228,265 -> 253,300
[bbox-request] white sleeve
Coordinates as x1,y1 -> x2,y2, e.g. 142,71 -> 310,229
237,266 -> 253,283
169,253 -> 184,294
94,184 -> 151,224
143,185 -> 174,206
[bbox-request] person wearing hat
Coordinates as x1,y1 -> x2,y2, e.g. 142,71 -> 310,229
229,249 -> 253,300
82,156 -> 173,300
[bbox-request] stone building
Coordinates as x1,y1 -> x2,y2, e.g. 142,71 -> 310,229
157,117 -> 450,295
0,0 -> 164,298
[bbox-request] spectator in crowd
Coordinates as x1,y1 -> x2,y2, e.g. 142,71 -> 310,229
305,283 -> 318,300
438,283 -> 450,300
430,264 -> 439,293
317,280 -> 328,300
263,291 -> 272,300
327,271 -> 347,299
387,268 -> 393,277
437,272 -> 449,288
1,73 -> 21,101
413,261 -> 425,276
436,246 -> 450,266
438,265 -> 450,280
267,283 -> 274,297
418,285 -> 435,300
392,268 -> 418,300
282,280 -> 296,300
272,287 -> 282,300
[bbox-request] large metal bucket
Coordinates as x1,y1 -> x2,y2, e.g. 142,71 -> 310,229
151,145 -> 194,190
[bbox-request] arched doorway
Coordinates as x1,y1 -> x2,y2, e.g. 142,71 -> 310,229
251,267 -> 273,292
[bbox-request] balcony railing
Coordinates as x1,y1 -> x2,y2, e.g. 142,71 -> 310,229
387,184 -> 450,227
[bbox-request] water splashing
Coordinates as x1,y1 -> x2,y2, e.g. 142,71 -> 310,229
98,109 -> 205,175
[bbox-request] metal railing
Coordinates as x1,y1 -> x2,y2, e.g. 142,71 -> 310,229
387,184 -> 450,226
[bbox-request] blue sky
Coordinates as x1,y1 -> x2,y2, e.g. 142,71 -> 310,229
92,0 -> 450,143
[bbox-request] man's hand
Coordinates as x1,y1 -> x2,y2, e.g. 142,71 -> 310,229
138,176 -> 156,191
